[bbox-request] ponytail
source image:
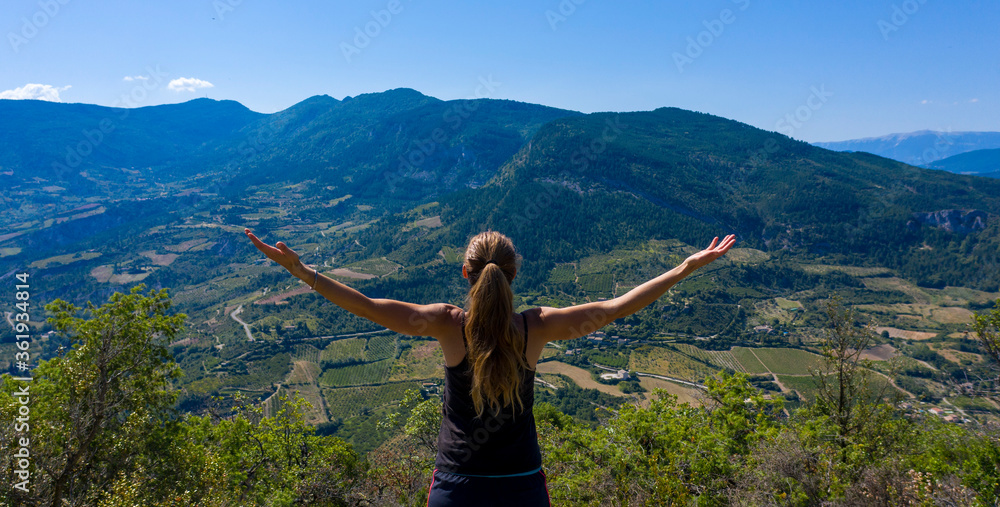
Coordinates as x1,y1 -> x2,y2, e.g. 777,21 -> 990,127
463,231 -> 526,418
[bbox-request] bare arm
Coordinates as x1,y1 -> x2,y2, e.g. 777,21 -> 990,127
244,228 -> 460,339
530,235 -> 736,343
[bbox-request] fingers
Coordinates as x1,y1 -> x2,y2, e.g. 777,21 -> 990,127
245,228 -> 265,248
708,236 -> 719,249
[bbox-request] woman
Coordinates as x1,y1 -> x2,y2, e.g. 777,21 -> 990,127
245,228 -> 735,506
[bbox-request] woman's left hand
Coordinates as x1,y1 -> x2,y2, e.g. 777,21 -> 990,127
244,228 -> 303,274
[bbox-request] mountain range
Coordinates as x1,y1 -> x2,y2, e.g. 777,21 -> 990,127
813,130 -> 1000,169
3,87 -> 1000,454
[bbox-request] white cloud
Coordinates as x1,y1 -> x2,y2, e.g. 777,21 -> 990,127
168,77 -> 214,92
970,98 -> 979,103
123,75 -> 149,82
0,83 -> 71,102
920,99 -> 931,105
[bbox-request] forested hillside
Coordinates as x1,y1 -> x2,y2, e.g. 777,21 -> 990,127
2,90 -> 999,505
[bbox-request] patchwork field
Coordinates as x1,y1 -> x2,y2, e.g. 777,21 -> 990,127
319,359 -> 394,387
327,268 -> 376,280
875,326 -> 938,341
90,264 -> 152,283
343,257 -> 403,277
860,344 -> 898,362
140,250 -> 179,266
861,277 -> 931,304
731,347 -> 770,374
255,285 -> 312,305
857,304 -> 974,325
536,361 -> 627,397
322,382 -> 421,418
724,248 -> 770,264
637,377 -> 704,406
287,361 -> 322,385
672,343 -> 747,373
389,340 -> 444,381
748,348 -> 826,375
320,338 -> 366,363
30,251 -> 101,269
628,345 -> 718,383
798,264 -> 892,276
275,383 -> 328,424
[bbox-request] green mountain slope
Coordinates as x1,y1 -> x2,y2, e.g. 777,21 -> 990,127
358,108 -> 1000,290
927,147 -> 1000,176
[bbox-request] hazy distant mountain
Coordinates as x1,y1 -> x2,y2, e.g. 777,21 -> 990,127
925,148 -> 1000,178
813,130 -> 1000,166
0,98 -> 265,185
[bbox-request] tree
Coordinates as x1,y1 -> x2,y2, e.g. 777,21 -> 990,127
810,297 -> 902,466
970,299 -> 1000,399
1,284 -> 184,507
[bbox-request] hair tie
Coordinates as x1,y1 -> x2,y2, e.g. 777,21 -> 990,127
484,260 -> 498,266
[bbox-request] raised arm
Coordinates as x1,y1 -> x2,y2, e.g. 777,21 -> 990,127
529,235 -> 736,342
244,228 -> 461,339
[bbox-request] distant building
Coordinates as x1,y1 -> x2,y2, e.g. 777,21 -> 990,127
600,369 -> 630,381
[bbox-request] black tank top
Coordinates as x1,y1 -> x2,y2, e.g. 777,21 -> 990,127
434,312 -> 542,476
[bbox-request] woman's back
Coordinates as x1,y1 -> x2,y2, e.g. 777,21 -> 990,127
434,312 -> 542,476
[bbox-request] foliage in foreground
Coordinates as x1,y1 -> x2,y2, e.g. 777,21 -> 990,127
2,289 -> 999,506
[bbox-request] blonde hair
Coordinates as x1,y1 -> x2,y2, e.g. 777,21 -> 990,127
463,231 -> 527,417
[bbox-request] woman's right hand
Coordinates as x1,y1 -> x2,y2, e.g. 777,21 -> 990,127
245,228 -> 304,275
684,234 -> 736,270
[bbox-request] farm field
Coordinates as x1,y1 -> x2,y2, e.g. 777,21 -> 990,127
724,248 -> 770,264
290,344 -> 321,362
749,348 -> 826,375
797,264 -> 892,277
875,326 -> 938,341
286,361 -> 322,385
389,340 -> 444,381
270,383 -> 328,425
731,347 -> 770,374
319,359 -> 394,387
343,257 -> 403,277
856,303 -> 974,325
776,375 -> 820,401
628,345 -> 717,383
439,246 -> 464,264
30,251 -> 103,269
320,338 -> 366,363
673,343 -> 747,373
536,361 -> 626,397
548,263 -> 576,283
637,377 -> 704,406
364,334 -> 398,361
322,382 -> 420,419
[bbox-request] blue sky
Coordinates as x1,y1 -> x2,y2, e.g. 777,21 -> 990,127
2,0 -> 997,142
